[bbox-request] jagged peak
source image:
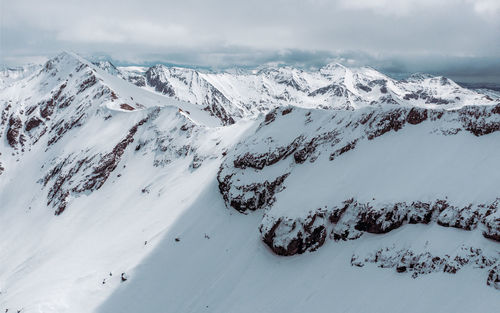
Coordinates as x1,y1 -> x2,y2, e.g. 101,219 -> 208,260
319,62 -> 349,81
406,72 -> 434,82
320,62 -> 347,72
146,64 -> 200,77
92,60 -> 119,71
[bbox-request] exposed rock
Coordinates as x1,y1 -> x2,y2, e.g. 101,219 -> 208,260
352,245 -> 498,287
355,202 -> 408,234
257,198 -> 499,256
234,137 -> 303,170
487,265 -> 500,290
367,109 -> 406,140
218,171 -> 289,213
145,66 -> 176,97
43,116 -> 150,215
6,114 -> 22,148
406,107 -> 428,125
120,103 -> 135,111
25,116 -> 43,132
483,212 -> 500,242
261,211 -> 328,256
329,139 -> 357,161
437,204 -> 480,231
77,75 -> 97,94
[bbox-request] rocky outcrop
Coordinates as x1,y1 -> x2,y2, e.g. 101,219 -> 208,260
258,198 -> 499,256
487,265 -> 500,290
6,114 -> 22,148
234,137 -> 304,170
260,211 -> 328,256
78,116 -> 149,192
77,75 -> 98,94
351,245 -> 498,289
145,66 -> 176,97
146,65 -> 237,125
483,211 -> 500,241
43,116 -> 150,215
25,116 -> 43,132
406,107 -> 428,125
218,172 -> 289,213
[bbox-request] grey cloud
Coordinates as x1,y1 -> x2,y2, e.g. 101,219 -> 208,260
1,0 -> 499,84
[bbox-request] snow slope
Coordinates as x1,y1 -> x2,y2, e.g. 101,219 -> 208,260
0,64 -> 41,89
0,52 -> 498,313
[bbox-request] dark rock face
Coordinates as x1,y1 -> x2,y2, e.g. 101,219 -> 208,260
460,106 -> 500,136
487,265 -> 500,290
406,107 -> 428,125
127,75 -> 146,87
281,107 -> 293,115
355,202 -> 408,234
257,198 -> 499,256
120,103 -> 135,111
261,211 -> 328,256
25,116 -> 43,132
483,213 -> 500,241
40,82 -> 69,119
309,84 -> 347,97
352,245 -> 498,288
218,172 -> 289,213
6,114 -> 22,148
47,112 -> 86,146
234,137 -> 303,170
367,109 -> 406,140
426,97 -> 450,105
80,117 -> 148,192
203,102 -> 235,126
293,131 -> 339,164
43,116 -> 150,215
356,83 -> 372,92
146,65 -> 236,125
407,201 -> 433,224
436,204 -> 480,231
145,66 -> 176,97
77,75 -> 97,94
329,140 -> 357,161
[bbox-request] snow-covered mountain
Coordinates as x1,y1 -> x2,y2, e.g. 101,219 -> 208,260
0,64 -> 41,89
96,59 -> 497,117
0,52 -> 499,313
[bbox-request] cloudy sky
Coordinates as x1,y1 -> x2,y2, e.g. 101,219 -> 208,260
1,0 -> 499,83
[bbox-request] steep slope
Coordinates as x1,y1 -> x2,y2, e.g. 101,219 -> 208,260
0,52 -> 498,313
0,52 -> 246,312
145,65 -> 240,125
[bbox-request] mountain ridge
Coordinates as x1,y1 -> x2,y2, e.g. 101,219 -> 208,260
0,52 -> 498,313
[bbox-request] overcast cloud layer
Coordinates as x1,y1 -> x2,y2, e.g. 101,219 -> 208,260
1,0 -> 499,83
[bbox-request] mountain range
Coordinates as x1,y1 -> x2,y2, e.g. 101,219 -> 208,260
0,52 -> 499,313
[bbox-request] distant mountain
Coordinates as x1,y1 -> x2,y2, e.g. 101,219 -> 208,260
96,59 -> 497,116
457,82 -> 500,92
0,64 -> 41,88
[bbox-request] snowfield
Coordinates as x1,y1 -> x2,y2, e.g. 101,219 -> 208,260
0,52 -> 498,313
